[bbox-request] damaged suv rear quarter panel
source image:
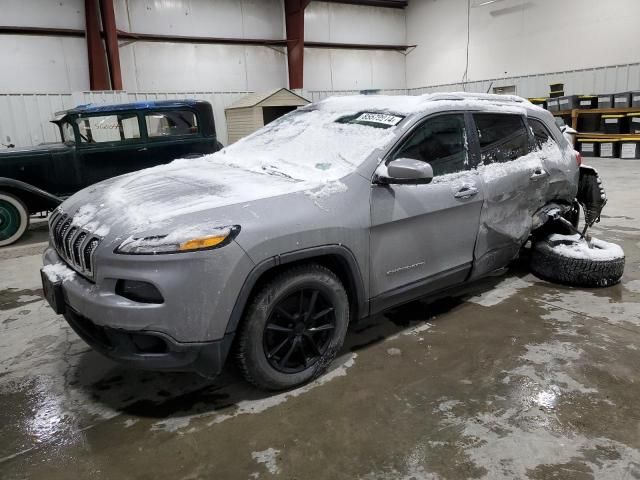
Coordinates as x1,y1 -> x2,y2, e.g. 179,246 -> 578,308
470,110 -> 579,279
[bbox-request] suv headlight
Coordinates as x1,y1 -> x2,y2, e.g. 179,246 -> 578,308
115,225 -> 240,255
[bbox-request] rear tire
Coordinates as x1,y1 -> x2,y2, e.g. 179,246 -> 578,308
236,264 -> 349,391
530,234 -> 624,288
0,192 -> 29,247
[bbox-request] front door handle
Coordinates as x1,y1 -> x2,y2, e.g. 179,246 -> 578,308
137,147 -> 148,152
454,186 -> 479,199
530,168 -> 548,180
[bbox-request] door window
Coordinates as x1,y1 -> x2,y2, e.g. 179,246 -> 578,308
528,118 -> 557,150
145,110 -> 198,138
76,114 -> 141,143
473,113 -> 529,164
391,114 -> 467,176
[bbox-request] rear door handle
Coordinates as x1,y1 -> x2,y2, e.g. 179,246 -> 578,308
137,147 -> 148,152
454,186 -> 479,199
530,168 -> 548,180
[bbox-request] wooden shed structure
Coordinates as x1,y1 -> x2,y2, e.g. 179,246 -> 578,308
225,88 -> 310,144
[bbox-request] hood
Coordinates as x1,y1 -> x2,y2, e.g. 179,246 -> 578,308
60,156 -> 319,239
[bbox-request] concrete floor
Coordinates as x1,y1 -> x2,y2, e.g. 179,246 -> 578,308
1,158 -> 639,480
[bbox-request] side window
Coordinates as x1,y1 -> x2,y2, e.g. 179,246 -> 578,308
392,114 -> 467,176
529,118 -> 557,149
76,114 -> 141,143
474,113 -> 529,164
145,110 -> 198,138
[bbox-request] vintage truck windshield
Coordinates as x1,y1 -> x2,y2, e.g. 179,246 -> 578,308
60,121 -> 75,143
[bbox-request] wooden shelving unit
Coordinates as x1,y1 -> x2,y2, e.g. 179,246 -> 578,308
576,133 -> 640,140
551,106 -> 640,131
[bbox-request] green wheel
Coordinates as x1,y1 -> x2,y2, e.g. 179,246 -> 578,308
0,192 -> 29,247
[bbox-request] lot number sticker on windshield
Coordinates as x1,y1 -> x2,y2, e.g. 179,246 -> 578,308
356,113 -> 403,126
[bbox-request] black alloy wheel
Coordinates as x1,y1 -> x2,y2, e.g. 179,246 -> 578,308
263,288 -> 336,374
236,264 -> 350,391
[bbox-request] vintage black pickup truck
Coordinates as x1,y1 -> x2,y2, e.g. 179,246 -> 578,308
0,99 -> 222,246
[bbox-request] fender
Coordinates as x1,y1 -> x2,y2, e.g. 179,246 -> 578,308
225,244 -> 368,335
531,202 -> 573,231
0,177 -> 62,211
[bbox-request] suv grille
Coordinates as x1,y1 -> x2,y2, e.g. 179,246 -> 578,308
49,210 -> 102,279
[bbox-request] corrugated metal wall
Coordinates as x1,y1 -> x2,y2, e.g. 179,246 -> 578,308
0,91 -> 249,148
3,62 -> 640,148
307,62 -> 640,101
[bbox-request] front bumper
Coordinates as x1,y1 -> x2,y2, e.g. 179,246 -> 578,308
42,238 -> 254,375
63,306 -> 234,376
43,240 -> 253,342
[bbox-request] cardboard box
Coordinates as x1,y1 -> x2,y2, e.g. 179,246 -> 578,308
614,92 -> 632,108
598,95 -> 613,109
557,95 -> 578,110
620,139 -> 640,159
579,139 -> 600,157
628,113 -> 640,134
528,97 -> 547,109
578,95 -> 597,109
599,140 -> 619,158
601,114 -> 627,134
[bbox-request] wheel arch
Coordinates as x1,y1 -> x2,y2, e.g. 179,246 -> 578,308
0,178 -> 62,214
226,245 -> 368,335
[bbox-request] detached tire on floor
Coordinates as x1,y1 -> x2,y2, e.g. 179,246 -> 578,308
236,264 -> 349,391
530,234 -> 625,288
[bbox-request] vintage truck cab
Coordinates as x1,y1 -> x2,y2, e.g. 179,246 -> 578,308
0,99 -> 222,246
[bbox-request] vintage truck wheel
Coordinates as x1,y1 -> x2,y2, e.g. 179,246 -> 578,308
0,192 -> 29,247
530,234 -> 625,288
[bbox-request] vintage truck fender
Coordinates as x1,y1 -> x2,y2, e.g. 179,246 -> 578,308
0,177 -> 62,213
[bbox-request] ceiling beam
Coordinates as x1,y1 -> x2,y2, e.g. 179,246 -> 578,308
0,27 -> 412,50
318,0 -> 408,8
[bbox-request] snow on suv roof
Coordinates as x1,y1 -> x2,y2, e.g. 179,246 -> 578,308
312,92 -> 533,116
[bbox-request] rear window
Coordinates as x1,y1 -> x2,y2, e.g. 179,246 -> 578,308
337,112 -> 405,129
474,113 -> 529,164
529,118 -> 556,149
145,110 -> 198,138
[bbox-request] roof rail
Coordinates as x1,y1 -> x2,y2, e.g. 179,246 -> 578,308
426,92 -> 527,104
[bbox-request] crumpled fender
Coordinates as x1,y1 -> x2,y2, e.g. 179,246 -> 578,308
531,202 -> 573,231
0,177 -> 62,210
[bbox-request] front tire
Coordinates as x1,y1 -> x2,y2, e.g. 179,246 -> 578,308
0,192 -> 29,247
236,264 -> 349,391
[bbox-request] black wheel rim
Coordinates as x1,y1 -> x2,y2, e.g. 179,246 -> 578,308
263,288 -> 336,374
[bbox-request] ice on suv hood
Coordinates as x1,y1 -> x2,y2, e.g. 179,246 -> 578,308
61,97 -> 412,234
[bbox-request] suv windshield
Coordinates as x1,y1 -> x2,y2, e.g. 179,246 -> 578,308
214,108 -> 403,182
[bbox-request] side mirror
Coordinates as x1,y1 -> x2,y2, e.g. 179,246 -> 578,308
376,158 -> 434,185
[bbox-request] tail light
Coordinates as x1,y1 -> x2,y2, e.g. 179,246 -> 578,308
574,150 -> 582,166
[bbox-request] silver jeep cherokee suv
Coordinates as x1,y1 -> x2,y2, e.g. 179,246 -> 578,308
42,93 -> 589,390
